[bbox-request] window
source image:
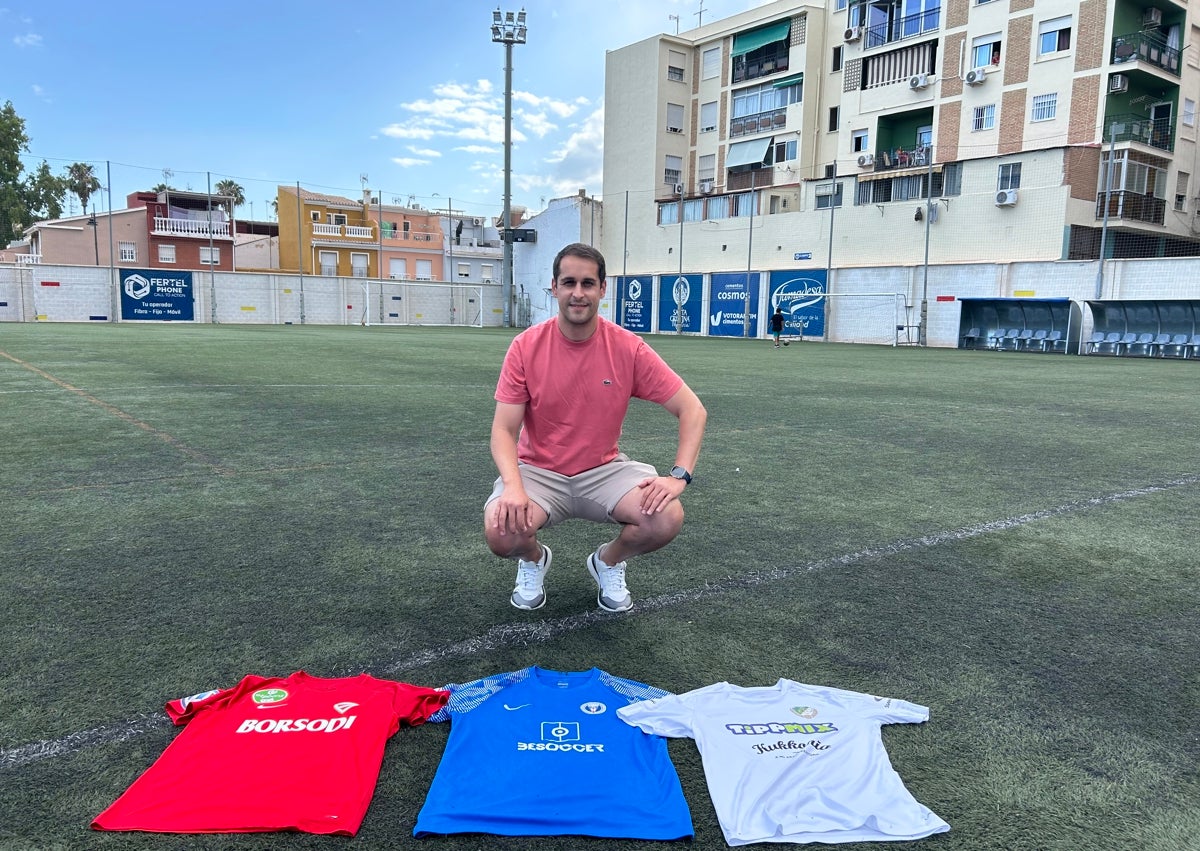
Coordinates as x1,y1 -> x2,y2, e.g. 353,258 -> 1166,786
457,262 -> 470,279
769,139 -> 797,163
852,129 -> 869,152
1038,16 -> 1072,57
157,244 -> 176,263
310,211 -> 321,222
998,163 -> 1021,191
415,259 -> 433,281
664,155 -> 683,186
481,263 -> 495,283
832,46 -> 843,72
119,241 -> 136,262
351,253 -> 368,278
699,154 -> 716,182
666,102 -> 685,133
835,0 -> 847,8
319,250 -> 337,276
668,49 -> 686,81
659,203 -> 680,225
706,195 -> 731,219
731,81 -> 800,120
1184,98 -> 1196,127
972,104 -> 996,130
700,101 -> 717,132
684,199 -> 704,222
1175,172 -> 1190,212
1031,92 -> 1058,122
328,213 -> 348,226
389,258 -> 407,279
702,47 -> 720,80
940,162 -> 963,196
733,192 -> 755,216
199,246 -> 220,266
972,34 -> 1002,68
815,181 -> 843,209
829,106 -> 840,132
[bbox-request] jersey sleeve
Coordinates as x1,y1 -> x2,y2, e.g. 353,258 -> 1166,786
165,674 -> 273,726
427,668 -> 534,723
616,693 -> 695,738
392,682 -> 450,725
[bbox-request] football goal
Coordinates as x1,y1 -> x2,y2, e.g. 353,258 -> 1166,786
374,281 -> 485,327
814,292 -> 912,346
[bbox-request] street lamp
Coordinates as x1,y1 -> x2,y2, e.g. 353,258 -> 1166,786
87,207 -> 99,265
491,7 -> 527,328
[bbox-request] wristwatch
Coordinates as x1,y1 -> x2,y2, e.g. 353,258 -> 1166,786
669,465 -> 692,485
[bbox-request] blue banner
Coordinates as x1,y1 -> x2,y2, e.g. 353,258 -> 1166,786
657,274 -> 702,334
768,270 -> 827,337
708,272 -> 759,337
613,275 -> 652,333
120,269 -> 194,321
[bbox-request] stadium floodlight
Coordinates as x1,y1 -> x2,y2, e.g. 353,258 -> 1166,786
491,7 -> 527,327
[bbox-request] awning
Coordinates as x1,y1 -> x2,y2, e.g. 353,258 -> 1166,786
772,72 -> 804,88
726,137 -> 772,168
731,21 -> 790,57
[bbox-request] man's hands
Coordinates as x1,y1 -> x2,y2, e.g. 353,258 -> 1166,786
491,482 -> 535,535
636,475 -> 688,515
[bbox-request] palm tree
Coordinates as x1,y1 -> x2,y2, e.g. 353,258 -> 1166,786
214,179 -> 245,216
66,162 -> 101,216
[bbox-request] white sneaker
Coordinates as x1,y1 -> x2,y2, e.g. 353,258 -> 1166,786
586,546 -> 632,612
510,545 -> 551,610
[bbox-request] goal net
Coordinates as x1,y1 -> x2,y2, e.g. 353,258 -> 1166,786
375,281 -> 485,327
816,292 -> 912,346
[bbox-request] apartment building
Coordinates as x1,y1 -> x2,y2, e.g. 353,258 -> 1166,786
276,186 -> 378,277
602,0 -> 1198,281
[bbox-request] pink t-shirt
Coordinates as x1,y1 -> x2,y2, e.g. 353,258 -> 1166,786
495,316 -> 684,476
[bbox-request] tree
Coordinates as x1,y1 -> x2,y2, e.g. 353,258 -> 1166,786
0,100 -> 31,242
25,161 -> 67,221
150,183 -> 174,193
214,179 -> 245,215
66,162 -> 102,215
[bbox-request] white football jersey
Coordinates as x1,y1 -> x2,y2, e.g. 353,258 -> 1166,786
618,679 -> 950,845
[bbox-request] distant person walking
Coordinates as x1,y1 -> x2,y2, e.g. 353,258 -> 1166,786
485,243 -> 707,613
770,308 -> 785,347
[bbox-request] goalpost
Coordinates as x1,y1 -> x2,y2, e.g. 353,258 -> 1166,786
377,281 -> 485,327
816,292 -> 912,346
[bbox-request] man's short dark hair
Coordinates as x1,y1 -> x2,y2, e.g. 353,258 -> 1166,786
553,243 -> 606,283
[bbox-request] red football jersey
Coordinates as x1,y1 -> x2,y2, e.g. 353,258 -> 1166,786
92,671 -> 448,836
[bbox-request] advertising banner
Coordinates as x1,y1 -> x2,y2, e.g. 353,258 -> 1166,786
613,275 -> 652,333
708,272 -> 760,337
119,269 -> 195,321
657,274 -> 702,334
767,270 -> 827,337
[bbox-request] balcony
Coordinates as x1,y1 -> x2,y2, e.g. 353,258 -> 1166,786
865,6 -> 940,49
312,223 -> 375,239
381,228 -> 439,243
1095,190 -> 1166,225
868,145 -> 930,171
14,253 -> 42,264
1104,113 -> 1174,152
731,45 -> 790,84
1111,32 -> 1181,76
153,216 -> 231,239
729,108 -> 787,139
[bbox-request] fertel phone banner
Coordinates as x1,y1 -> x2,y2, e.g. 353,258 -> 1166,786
708,272 -> 760,337
119,269 -> 195,321
768,270 -> 827,337
657,274 -> 702,334
614,275 -> 652,333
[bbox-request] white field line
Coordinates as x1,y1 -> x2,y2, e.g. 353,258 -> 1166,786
2,474 -> 1196,772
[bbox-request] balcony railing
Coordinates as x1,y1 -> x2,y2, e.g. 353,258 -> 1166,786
14,253 -> 42,264
1104,113 -> 1174,152
866,7 -> 940,49
731,46 -> 790,84
729,108 -> 787,138
153,216 -> 231,238
382,229 -> 439,242
312,222 -> 375,239
1112,32 -> 1181,76
870,145 -> 930,171
1095,190 -> 1166,225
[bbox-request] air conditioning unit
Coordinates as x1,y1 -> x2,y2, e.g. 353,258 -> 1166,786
965,67 -> 987,86
843,26 -> 862,43
472,217 -> 483,226
857,153 -> 875,167
481,277 -> 494,284
1142,7 -> 1162,28
700,179 -> 714,194
909,73 -> 930,90
995,189 -> 1019,207
1109,73 -> 1129,94
673,182 -> 685,194
666,126 -> 683,134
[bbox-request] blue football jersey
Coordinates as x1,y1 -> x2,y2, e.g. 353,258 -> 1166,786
413,666 -> 693,839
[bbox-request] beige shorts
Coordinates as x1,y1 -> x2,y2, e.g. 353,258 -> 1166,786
486,454 -> 658,528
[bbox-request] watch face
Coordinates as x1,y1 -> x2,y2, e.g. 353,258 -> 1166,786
670,466 -> 691,482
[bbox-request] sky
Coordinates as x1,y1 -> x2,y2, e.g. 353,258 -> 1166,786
2,0 -> 764,222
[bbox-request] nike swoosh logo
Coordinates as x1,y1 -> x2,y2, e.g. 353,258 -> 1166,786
503,703 -> 531,711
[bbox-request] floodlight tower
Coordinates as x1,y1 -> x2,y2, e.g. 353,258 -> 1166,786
492,7 -> 527,327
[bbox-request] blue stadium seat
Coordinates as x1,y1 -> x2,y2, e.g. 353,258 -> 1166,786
1161,334 -> 1190,358
1044,330 -> 1065,353
961,327 -> 981,349
1115,333 -> 1138,355
1014,329 -> 1034,349
1148,333 -> 1171,357
1028,329 -> 1049,351
1187,334 -> 1200,359
1127,333 -> 1155,356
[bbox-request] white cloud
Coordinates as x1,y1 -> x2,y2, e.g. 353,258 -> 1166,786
391,157 -> 431,168
13,32 -> 41,47
454,145 -> 498,154
407,146 -> 442,158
